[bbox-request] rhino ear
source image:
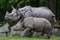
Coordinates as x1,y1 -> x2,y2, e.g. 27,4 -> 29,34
4,11 -> 9,20
12,5 -> 15,9
5,11 -> 9,16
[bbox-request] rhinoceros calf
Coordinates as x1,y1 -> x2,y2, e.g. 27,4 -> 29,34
22,17 -> 52,39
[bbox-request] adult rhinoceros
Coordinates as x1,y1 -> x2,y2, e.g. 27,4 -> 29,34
5,6 -> 56,26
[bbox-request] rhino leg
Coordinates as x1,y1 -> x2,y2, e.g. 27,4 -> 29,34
21,28 -> 33,37
46,31 -> 52,39
43,27 -> 52,39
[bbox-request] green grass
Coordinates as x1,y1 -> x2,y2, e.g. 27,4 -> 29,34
0,36 -> 60,40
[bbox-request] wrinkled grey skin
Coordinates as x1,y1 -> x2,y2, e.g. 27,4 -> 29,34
5,6 -> 56,26
23,17 -> 52,39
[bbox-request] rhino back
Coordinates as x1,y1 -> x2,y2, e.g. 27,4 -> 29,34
32,7 -> 52,18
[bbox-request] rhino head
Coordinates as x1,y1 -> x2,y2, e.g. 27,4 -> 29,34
4,6 -> 21,22
11,20 -> 23,31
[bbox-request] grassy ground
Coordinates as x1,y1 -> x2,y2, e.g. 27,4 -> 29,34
0,36 -> 60,40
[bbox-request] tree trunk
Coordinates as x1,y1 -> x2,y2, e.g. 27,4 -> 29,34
46,0 -> 56,14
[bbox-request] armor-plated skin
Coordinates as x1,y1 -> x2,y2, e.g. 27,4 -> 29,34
5,6 -> 56,26
22,17 -> 52,39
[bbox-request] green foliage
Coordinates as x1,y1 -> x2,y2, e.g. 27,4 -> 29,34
56,0 -> 60,20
